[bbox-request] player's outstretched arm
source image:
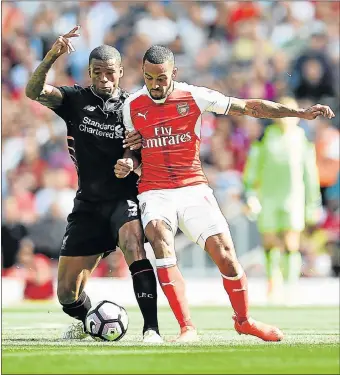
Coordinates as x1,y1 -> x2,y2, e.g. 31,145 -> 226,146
25,26 -> 80,109
228,97 -> 335,120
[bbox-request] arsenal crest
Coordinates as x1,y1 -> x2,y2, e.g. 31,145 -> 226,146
177,102 -> 189,116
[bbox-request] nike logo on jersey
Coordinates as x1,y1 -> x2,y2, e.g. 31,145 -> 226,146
161,280 -> 175,287
137,111 -> 148,120
232,288 -> 247,292
83,105 -> 96,112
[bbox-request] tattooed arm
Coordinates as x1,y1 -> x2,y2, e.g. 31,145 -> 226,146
228,98 -> 335,120
25,26 -> 80,109
25,53 -> 63,109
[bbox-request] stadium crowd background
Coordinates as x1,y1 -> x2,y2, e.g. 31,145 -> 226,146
2,1 -> 339,294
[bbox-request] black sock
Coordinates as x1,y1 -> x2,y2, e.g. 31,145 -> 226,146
61,291 -> 92,325
129,259 -> 159,335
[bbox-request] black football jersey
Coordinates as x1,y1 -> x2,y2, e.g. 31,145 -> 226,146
52,85 -> 138,202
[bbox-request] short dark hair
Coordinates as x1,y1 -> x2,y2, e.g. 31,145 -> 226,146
143,45 -> 175,65
89,45 -> 121,65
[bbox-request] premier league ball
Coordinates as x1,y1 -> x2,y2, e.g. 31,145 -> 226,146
85,300 -> 129,341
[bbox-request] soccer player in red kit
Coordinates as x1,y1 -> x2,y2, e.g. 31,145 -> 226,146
116,45 -> 334,342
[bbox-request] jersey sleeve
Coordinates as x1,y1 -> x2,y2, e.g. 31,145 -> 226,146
189,85 -> 231,115
122,100 -> 135,132
51,85 -> 82,120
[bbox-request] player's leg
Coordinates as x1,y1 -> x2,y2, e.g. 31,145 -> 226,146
280,207 -> 304,303
117,218 -> 162,343
139,190 -> 196,341
262,232 -> 283,301
281,230 -> 302,282
281,230 -> 302,304
204,233 -> 282,341
179,185 -> 283,341
58,198 -> 111,339
145,220 -> 197,342
280,207 -> 304,284
258,205 -> 283,300
110,198 -> 163,342
57,254 -> 102,339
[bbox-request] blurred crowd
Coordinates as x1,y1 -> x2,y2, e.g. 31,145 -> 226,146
2,1 -> 340,292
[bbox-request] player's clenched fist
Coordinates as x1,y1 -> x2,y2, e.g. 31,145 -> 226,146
123,130 -> 142,150
47,26 -> 81,59
114,158 -> 134,178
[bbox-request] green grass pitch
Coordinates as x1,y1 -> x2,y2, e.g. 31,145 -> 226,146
2,304 -> 339,374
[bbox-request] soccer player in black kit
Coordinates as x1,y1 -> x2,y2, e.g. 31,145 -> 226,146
25,26 -> 163,343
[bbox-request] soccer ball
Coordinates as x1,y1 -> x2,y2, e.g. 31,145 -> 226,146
85,300 -> 129,341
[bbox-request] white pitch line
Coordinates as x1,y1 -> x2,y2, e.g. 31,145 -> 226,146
4,324 -> 67,330
3,347 -> 257,358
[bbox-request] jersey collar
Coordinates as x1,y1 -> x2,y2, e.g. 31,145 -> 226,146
143,81 -> 175,104
90,85 -> 121,103
89,86 -> 124,114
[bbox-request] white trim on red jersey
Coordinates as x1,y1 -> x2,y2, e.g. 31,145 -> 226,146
122,86 -> 148,132
122,81 -> 231,134
174,82 -> 231,138
174,82 -> 231,115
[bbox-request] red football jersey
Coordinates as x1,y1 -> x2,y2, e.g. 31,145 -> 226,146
123,82 -> 231,193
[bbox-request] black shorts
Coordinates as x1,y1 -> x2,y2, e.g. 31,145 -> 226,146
60,197 -> 140,257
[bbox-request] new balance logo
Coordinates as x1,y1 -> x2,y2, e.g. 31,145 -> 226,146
61,235 -> 68,250
137,111 -> 148,120
161,280 -> 175,287
83,105 -> 96,112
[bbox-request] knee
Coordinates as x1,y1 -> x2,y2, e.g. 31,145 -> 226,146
216,245 -> 235,265
57,281 -> 77,305
284,246 -> 299,254
119,221 -> 146,266
149,236 -> 174,258
210,244 -> 241,277
206,234 -> 234,257
283,236 -> 300,253
120,236 -> 146,266
263,241 -> 274,251
205,234 -> 239,271
263,236 -> 279,250
146,220 -> 174,259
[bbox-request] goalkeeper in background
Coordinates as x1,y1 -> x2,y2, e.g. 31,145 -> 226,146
243,97 -> 322,303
